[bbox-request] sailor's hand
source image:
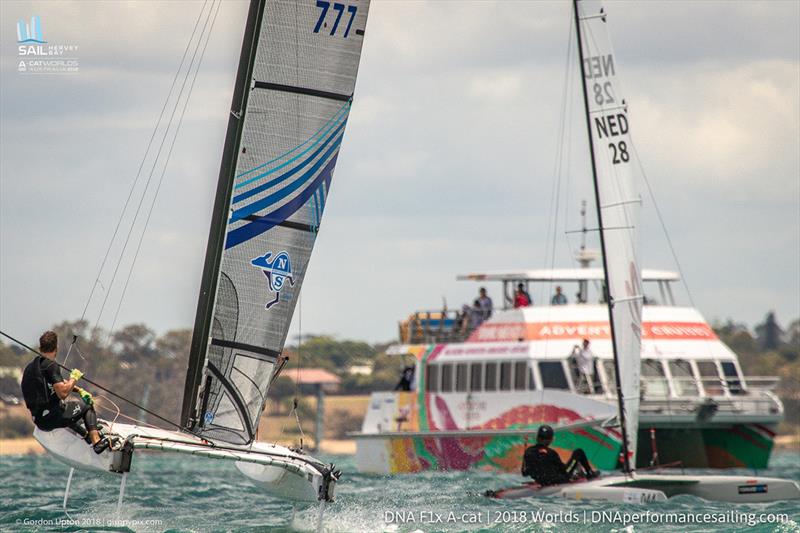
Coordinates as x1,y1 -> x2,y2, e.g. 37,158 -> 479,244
76,387 -> 94,406
69,368 -> 84,382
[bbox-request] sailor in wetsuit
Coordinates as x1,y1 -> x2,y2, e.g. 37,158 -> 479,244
521,425 -> 598,485
20,330 -> 111,454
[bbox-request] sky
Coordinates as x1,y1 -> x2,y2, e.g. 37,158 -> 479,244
1,0 -> 798,347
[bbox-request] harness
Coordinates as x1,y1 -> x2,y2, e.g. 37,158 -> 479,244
21,356 -> 57,419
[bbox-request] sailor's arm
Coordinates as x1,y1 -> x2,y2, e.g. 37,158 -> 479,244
53,377 -> 77,400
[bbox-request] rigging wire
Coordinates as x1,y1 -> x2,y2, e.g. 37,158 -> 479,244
629,140 -> 696,307
65,0 -> 212,368
0,329 -> 183,431
91,0 -> 217,338
106,0 -> 223,342
535,8 -> 576,424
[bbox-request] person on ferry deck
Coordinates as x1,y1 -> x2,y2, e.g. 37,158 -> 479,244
551,286 -> 568,305
522,425 -> 598,485
570,338 -> 596,393
513,283 -> 532,308
477,287 -> 493,320
469,299 -> 484,330
394,366 -> 415,391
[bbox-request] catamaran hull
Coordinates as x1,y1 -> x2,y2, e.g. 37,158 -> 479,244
603,473 -> 800,503
33,426 -> 113,473
487,480 -> 667,503
34,423 -> 334,503
488,473 -> 800,503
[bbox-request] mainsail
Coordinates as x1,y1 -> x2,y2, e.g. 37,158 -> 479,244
574,0 -> 643,471
182,0 -> 371,444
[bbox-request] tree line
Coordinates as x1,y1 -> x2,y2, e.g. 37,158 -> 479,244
1,312 -> 797,438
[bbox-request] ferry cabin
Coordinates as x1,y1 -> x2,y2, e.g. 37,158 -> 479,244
355,269 -> 782,474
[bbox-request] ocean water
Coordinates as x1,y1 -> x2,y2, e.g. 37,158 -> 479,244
1,450 -> 798,533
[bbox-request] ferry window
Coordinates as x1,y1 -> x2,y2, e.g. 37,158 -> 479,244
456,363 -> 468,392
514,361 -> 527,390
426,364 -> 439,393
603,361 -> 617,391
668,360 -> 698,397
697,361 -> 723,396
499,362 -> 512,391
470,363 -> 483,392
641,360 -> 669,398
539,361 -> 569,390
485,362 -> 498,391
721,361 -> 744,395
441,364 -> 453,392
528,365 -> 537,390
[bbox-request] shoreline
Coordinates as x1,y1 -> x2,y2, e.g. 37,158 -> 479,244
0,437 -> 356,457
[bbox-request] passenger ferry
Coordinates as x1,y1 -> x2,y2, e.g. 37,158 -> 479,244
354,267 -> 783,474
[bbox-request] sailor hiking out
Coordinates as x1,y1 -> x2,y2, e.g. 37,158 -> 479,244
521,425 -> 598,486
20,331 -> 114,454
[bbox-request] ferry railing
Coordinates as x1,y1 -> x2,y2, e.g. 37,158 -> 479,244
400,310 -> 477,344
639,388 -> 783,418
741,376 -> 780,391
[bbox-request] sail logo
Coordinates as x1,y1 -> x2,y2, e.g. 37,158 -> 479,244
17,16 -> 46,44
16,15 -> 80,74
251,251 -> 295,309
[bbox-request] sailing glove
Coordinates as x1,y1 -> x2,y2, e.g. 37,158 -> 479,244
69,369 -> 84,382
76,387 -> 93,406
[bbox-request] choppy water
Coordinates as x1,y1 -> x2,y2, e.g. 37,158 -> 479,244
1,450 -> 798,533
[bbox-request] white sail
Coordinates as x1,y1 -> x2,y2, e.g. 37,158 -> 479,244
576,0 -> 643,469
182,0 -> 371,445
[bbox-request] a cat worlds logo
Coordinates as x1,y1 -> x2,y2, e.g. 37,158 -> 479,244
251,251 -> 295,309
17,16 -> 47,44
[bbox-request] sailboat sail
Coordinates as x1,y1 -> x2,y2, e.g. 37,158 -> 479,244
575,0 -> 643,469
182,0 -> 371,445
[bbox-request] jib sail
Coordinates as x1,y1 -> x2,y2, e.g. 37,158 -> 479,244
181,0 -> 371,444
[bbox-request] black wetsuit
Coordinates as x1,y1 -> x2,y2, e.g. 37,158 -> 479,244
20,356 -> 97,435
521,444 -> 593,486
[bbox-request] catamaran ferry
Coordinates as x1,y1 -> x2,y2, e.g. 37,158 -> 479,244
354,267 -> 782,474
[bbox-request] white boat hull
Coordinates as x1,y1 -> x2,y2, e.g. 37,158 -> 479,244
488,472 -> 800,503
605,473 -> 800,503
33,422 -> 334,503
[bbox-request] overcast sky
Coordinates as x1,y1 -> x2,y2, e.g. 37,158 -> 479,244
1,0 -> 798,347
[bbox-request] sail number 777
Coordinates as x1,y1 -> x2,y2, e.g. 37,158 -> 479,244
314,1 -> 358,38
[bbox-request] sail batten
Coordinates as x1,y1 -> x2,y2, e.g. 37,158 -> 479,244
182,0 -> 370,445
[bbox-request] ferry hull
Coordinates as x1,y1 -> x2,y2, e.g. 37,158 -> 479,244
636,424 -> 777,469
356,390 -> 621,474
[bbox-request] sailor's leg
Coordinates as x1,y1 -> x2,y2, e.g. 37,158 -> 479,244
61,400 -> 100,444
566,448 -> 592,477
62,468 -> 74,510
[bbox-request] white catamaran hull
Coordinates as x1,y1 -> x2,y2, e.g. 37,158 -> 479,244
488,473 -> 800,503
34,422 -> 333,503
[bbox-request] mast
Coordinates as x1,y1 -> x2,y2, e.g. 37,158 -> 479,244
181,0 -> 266,429
572,0 -> 633,473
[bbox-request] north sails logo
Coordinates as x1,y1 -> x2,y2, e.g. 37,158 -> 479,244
251,251 -> 295,309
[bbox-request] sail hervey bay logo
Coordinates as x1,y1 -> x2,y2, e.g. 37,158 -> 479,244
251,251 -> 295,309
17,16 -> 46,44
16,15 -> 80,74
